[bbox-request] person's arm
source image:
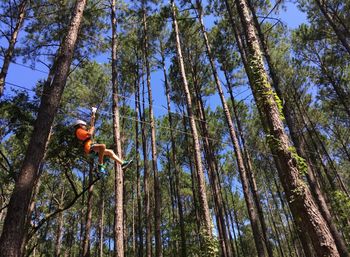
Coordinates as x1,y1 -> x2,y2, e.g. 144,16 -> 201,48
88,112 -> 95,136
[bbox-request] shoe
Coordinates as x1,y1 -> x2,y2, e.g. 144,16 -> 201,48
98,164 -> 107,174
121,160 -> 133,170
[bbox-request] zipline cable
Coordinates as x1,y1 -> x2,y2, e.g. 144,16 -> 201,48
5,79 -> 330,159
4,80 -> 253,125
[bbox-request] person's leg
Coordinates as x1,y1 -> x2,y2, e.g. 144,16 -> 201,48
104,149 -> 123,165
91,144 -> 106,164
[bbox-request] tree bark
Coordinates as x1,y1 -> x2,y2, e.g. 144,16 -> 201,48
224,67 -> 274,257
170,0 -> 214,251
160,41 -> 187,257
111,0 -> 124,256
140,74 -> 151,257
54,189 -> 65,257
0,0 -> 28,97
134,68 -> 144,257
233,0 -> 340,256
193,86 -> 230,257
98,185 -> 105,257
141,4 -> 162,256
83,163 -> 94,257
0,0 -> 87,255
194,2 -> 267,256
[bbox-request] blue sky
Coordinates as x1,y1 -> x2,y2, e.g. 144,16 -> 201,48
1,0 -> 307,118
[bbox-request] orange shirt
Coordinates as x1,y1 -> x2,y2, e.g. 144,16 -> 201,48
75,128 -> 90,141
75,128 -> 93,154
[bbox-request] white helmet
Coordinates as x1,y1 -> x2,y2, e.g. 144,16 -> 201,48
73,119 -> 87,127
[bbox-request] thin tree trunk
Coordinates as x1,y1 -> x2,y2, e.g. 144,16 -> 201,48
0,0 -> 28,97
221,182 -> 240,257
111,0 -> 124,255
265,193 -> 285,257
314,0 -> 350,55
194,2 -> 266,256
224,67 -> 274,257
0,0 -> 87,255
160,40 -> 187,257
134,67 -> 144,257
233,0 -> 340,255
170,0 -> 214,253
141,4 -> 162,256
140,74 -> 151,257
54,188 -> 65,257
230,192 -> 247,257
98,186 -> 105,257
288,110 -> 350,257
83,163 -> 95,257
183,115 -> 201,244
223,2 -> 315,255
189,52 -> 231,257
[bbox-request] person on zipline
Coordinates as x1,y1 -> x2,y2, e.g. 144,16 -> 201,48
74,108 -> 132,173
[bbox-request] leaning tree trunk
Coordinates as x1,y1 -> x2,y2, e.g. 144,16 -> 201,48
160,40 -> 187,257
314,0 -> 350,55
170,1 -> 215,253
192,81 -> 231,257
224,70 -> 274,257
245,2 -> 350,253
111,0 -> 124,256
0,0 -> 87,255
0,0 -> 28,97
194,1 -> 267,256
141,4 -> 162,256
234,0 -> 340,256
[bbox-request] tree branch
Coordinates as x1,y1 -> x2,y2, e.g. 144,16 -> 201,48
27,176 -> 100,239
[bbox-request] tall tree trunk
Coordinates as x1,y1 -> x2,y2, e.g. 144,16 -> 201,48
134,68 -> 144,257
223,2 -> 315,256
0,0 -> 28,97
230,191 -> 247,257
98,185 -> 105,257
249,0 -> 350,250
289,110 -> 350,257
221,182 -> 240,257
0,0 -> 87,255
170,1 -> 216,253
83,163 -> 95,257
314,0 -> 350,55
272,175 -> 308,257
111,0 -> 124,255
188,50 -> 231,257
224,67 -> 274,257
140,74 -> 151,257
296,98 -> 349,197
160,40 -> 187,257
245,2 -> 350,253
264,192 -> 285,257
233,0 -> 340,256
183,115 -> 201,244
141,4 -> 162,256
194,95 -> 228,257
54,188 -> 65,257
194,2 -> 267,256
